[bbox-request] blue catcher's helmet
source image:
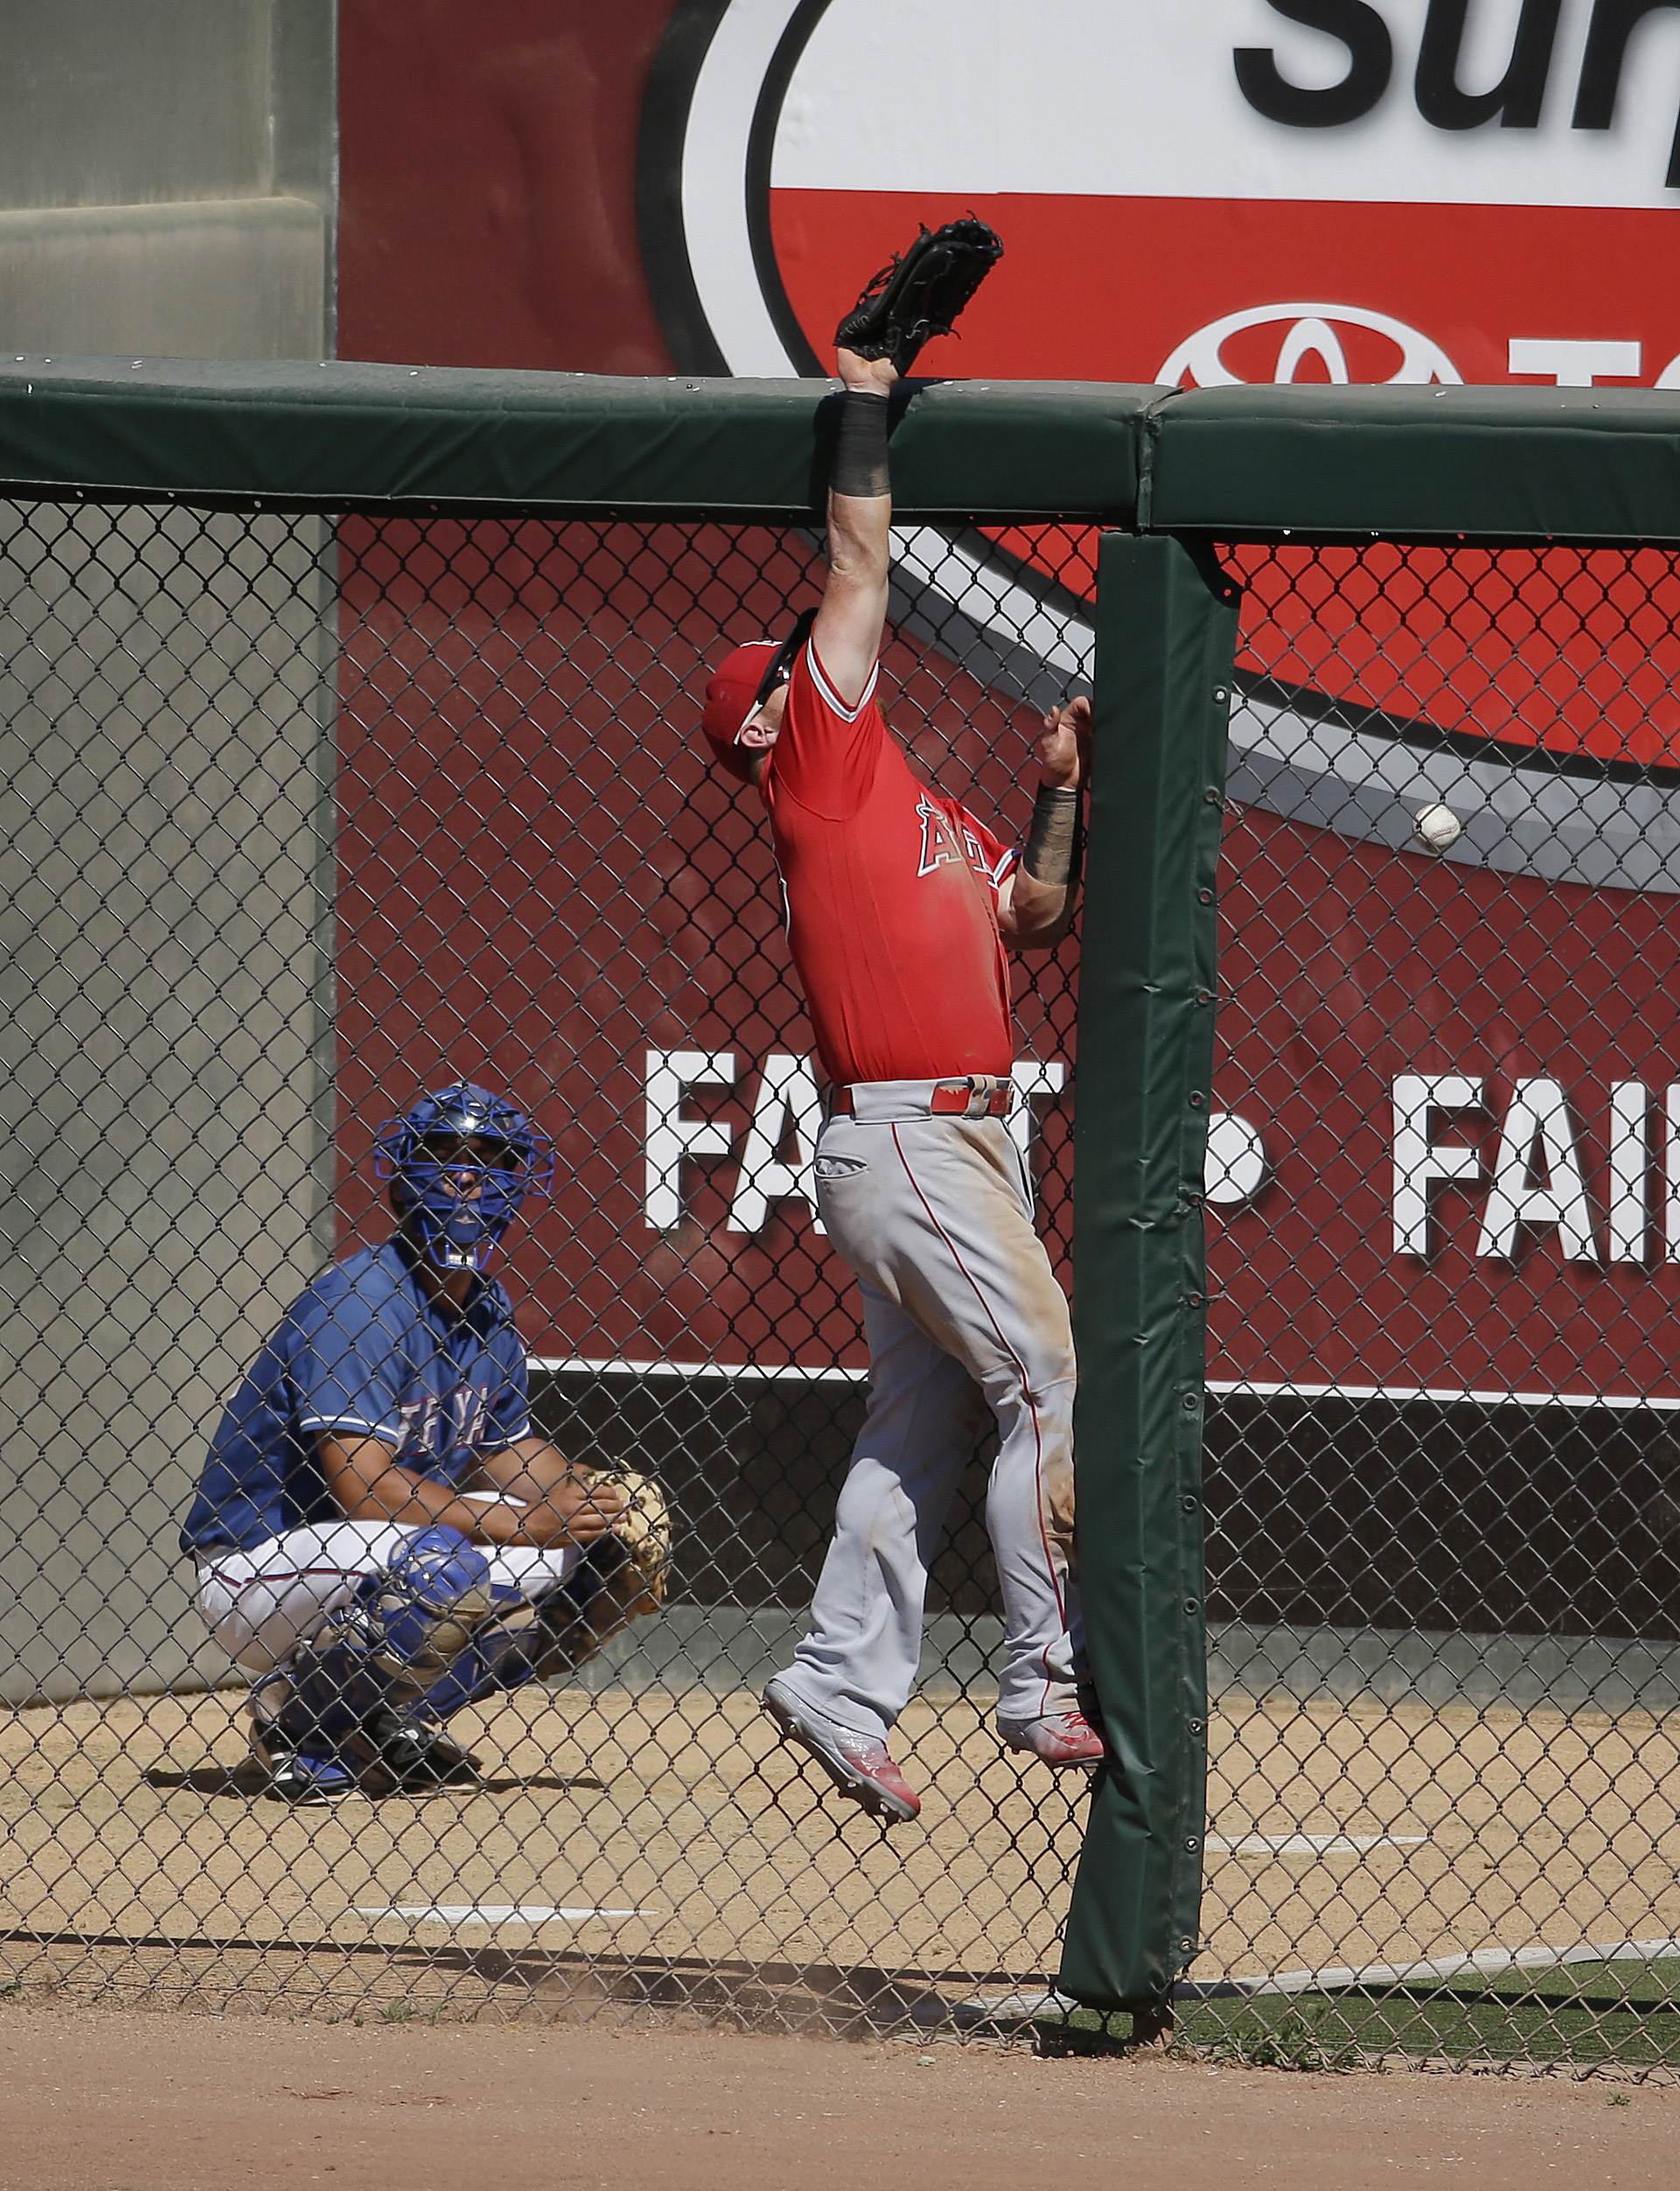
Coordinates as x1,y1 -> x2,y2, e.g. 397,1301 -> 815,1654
374,1084 -> 555,1273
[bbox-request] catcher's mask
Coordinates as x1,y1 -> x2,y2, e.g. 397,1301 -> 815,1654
375,1083 -> 555,1273
700,611 -> 816,755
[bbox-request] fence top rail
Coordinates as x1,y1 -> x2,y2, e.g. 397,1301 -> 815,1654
3,360 -> 1679,545
0,355 -> 1149,522
1141,383 -> 1680,548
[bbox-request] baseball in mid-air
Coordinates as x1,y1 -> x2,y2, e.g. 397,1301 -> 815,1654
1413,803 -> 1463,853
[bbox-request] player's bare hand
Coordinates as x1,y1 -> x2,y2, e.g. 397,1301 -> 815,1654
491,1470 -> 629,1549
836,345 -> 898,398
541,1469 -> 629,1546
1036,695 -> 1091,791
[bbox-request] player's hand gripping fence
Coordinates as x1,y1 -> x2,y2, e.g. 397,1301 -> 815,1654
10,361 -> 1680,2065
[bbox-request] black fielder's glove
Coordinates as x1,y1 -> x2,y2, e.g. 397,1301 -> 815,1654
834,216 -> 1004,375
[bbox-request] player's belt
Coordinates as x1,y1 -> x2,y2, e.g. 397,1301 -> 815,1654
830,1077 -> 1011,1120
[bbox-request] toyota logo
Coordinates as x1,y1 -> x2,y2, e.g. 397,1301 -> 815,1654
1161,304 -> 1462,390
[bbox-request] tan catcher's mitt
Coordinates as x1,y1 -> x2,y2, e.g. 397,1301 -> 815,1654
582,1468 -> 673,1657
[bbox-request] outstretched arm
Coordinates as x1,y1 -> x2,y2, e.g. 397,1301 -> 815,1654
999,696 -> 1091,950
810,349 -> 898,709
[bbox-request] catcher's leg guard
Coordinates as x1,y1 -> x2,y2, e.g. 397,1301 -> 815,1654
271,1615 -> 390,1750
275,1525 -> 499,1749
364,1525 -> 498,1685
247,1666 -> 292,1755
409,1548 -> 620,1722
406,1620 -> 547,1722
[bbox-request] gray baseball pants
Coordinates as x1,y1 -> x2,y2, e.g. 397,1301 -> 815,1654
774,1077 -> 1082,1741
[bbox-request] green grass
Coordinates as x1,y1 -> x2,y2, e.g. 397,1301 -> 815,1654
1038,1959 -> 1680,2069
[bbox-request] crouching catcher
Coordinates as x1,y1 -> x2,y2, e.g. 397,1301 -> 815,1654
180,1082 -> 671,1804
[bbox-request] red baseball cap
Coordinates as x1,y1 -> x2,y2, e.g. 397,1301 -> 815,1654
700,640 -> 780,752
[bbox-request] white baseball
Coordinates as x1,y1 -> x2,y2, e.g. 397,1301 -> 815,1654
1413,803 -> 1462,853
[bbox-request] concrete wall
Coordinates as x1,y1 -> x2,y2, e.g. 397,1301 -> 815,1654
0,3 -> 338,1701
0,0 -> 333,358
580,1611 -> 1680,1718
0,499 -> 336,1703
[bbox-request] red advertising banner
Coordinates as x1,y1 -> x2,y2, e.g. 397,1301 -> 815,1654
331,514 -> 1073,1378
336,2 -> 1680,1404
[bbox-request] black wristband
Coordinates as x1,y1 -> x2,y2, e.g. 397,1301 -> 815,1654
1022,784 -> 1084,888
832,389 -> 890,499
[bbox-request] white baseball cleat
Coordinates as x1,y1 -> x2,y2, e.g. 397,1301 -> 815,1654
998,1711 -> 1106,1767
763,1678 -> 921,1824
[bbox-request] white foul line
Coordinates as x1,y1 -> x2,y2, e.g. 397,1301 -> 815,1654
1206,1834 -> 1428,1855
1196,1936 -> 1680,1999
357,1905 -> 652,1924
964,1936 -> 1680,2027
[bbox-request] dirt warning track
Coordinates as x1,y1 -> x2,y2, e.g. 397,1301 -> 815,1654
1,2003 -> 1676,2191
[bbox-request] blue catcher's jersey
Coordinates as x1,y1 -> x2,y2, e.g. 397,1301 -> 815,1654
180,1241 -> 531,1555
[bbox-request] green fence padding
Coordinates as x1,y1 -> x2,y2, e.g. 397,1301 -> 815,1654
10,361 -> 1680,541
1143,384 -> 1680,545
1058,533 -> 1237,2014
0,358 -> 1149,520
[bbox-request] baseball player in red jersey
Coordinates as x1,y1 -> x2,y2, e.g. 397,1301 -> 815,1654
695,330 -> 1098,1825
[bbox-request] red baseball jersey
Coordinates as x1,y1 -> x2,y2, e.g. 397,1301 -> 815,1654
763,641 -> 1017,1086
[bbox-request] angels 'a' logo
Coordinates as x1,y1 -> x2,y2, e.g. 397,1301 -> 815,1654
916,794 -> 963,880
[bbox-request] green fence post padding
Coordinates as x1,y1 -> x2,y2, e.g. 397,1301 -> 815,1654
1057,531 -> 1237,2013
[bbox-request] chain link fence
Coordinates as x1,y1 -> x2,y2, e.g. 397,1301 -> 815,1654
2,500 -> 1091,2031
7,489 -> 1680,2062
1195,537 -> 1680,2071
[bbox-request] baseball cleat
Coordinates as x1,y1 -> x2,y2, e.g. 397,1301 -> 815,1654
763,1678 -> 921,1824
998,1711 -> 1106,1767
250,1714 -> 364,1804
360,1706 -> 483,1790
260,1741 -> 364,1804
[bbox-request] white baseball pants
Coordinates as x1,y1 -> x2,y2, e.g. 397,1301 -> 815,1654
194,1520 -> 585,1675
776,1079 -> 1082,1741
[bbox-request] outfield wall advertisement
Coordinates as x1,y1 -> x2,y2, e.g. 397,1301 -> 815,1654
642,0 -> 1680,390
336,2 -> 1680,1408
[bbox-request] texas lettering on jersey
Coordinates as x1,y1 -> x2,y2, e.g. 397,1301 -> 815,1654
394,1381 -> 495,1465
